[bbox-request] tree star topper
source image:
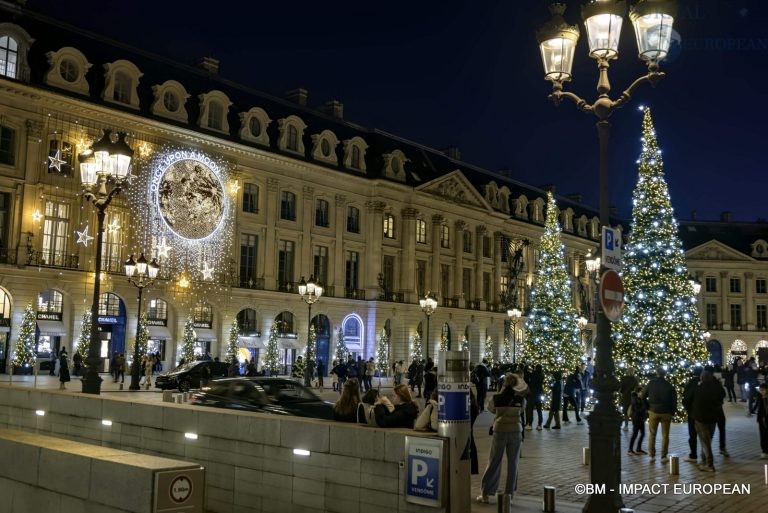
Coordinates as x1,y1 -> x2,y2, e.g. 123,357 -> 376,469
48,150 -> 67,172
75,225 -> 95,247
201,261 -> 214,281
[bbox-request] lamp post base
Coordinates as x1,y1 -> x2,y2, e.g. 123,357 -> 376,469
81,369 -> 103,395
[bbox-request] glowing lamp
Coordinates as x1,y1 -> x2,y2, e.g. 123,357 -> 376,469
582,0 -> 626,60
630,0 -> 677,63
536,3 -> 580,82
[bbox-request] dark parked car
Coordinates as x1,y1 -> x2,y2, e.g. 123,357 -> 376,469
155,361 -> 229,391
190,377 -> 334,419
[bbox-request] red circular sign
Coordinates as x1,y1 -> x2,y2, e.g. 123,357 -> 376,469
600,270 -> 625,322
170,475 -> 193,503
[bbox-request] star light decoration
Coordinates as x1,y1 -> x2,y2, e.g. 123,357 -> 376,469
107,218 -> 120,234
201,261 -> 214,281
156,237 -> 171,259
31,209 -> 42,223
47,150 -> 67,172
75,225 -> 94,247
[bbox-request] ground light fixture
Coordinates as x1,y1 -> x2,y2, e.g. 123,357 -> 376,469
35,410 -> 45,416
184,432 -> 198,440
293,449 -> 311,457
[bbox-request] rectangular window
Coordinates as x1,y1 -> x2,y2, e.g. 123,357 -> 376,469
757,305 -> 767,330
416,260 -> 427,297
483,272 -> 491,303
313,245 -> 328,286
441,264 -> 451,298
242,183 -> 259,214
0,125 -> 15,166
315,199 -> 329,227
42,200 -> 69,266
730,277 -> 741,293
277,240 -> 294,288
100,212 -> 123,273
440,225 -> 450,249
47,139 -> 74,176
730,304 -> 741,328
483,236 -> 491,258
345,251 -> 359,291
98,293 -> 121,316
705,276 -> 717,293
462,268 -> 472,298
346,206 -> 360,233
0,36 -> 19,79
240,233 -> 258,287
416,219 -> 427,244
0,192 -> 9,251
500,275 -> 509,296
383,214 -> 395,239
382,255 -> 395,293
756,279 -> 767,294
706,303 -> 718,328
147,299 -> 167,321
501,241 -> 510,263
280,191 -> 296,221
463,231 -> 472,253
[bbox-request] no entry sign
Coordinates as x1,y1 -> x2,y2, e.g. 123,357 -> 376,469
600,270 -> 625,322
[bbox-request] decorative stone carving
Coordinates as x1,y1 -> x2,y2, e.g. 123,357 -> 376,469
455,220 -> 466,231
366,200 -> 386,213
431,214 -> 444,224
25,119 -> 42,140
266,178 -> 279,191
335,194 -> 346,207
401,207 -> 419,219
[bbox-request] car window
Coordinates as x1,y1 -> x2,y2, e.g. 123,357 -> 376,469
207,383 -> 230,396
229,381 -> 267,404
264,381 -> 319,401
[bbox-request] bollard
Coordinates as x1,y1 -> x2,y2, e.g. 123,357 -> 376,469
619,509 -> 635,513
182,392 -> 189,402
162,390 -> 174,403
669,455 -> 679,475
497,493 -> 512,513
582,447 -> 590,466
119,383 -> 124,390
543,486 -> 556,513
764,464 -> 767,486
174,394 -> 182,404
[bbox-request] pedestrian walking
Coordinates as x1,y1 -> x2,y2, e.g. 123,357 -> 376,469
143,355 -> 154,389
49,349 -> 57,376
394,360 -> 404,386
116,353 -> 125,383
526,364 -> 544,430
474,360 -> 490,411
628,386 -> 649,455
562,367 -> 582,425
72,351 -> 83,377
620,368 -> 640,431
316,358 -> 325,388
692,367 -> 725,472
644,367 -> 677,463
722,365 -> 737,402
683,366 -> 703,463
200,362 -> 212,388
756,383 -> 768,459
365,357 -> 375,391
58,349 -> 70,390
543,371 -> 563,430
476,373 -> 527,503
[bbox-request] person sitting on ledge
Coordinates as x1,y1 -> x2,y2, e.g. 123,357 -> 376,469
374,384 -> 419,428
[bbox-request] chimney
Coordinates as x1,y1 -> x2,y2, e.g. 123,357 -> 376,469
321,100 -> 344,119
444,146 -> 461,160
691,210 -> 698,220
196,57 -> 220,74
285,88 -> 309,106
566,193 -> 583,203
720,211 -> 732,222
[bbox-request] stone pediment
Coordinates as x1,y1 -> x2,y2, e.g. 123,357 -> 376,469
416,170 -> 489,210
686,240 -> 753,262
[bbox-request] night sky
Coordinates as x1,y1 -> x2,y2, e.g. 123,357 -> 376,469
28,0 -> 768,222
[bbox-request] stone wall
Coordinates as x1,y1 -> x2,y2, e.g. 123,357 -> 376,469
0,386 -> 445,513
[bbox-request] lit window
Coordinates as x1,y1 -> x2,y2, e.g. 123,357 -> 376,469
440,225 -> 450,248
112,71 -> 131,103
383,214 -> 395,239
0,36 -> 18,79
416,220 -> 426,244
280,191 -> 296,221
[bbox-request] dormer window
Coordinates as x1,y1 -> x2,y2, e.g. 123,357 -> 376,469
150,80 -> 190,123
382,149 -> 408,182
277,115 -> 307,155
238,107 -> 271,146
0,24 -> 33,82
343,136 -> 368,172
45,48 -> 91,94
0,35 -> 18,78
102,59 -> 142,109
311,130 -> 339,165
198,90 -> 232,134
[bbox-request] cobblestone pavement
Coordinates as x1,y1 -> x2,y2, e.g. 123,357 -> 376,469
5,375 -> 766,512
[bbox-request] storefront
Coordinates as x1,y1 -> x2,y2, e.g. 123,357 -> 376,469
237,308 -> 262,368
193,303 -> 215,358
0,288 -> 11,373
36,289 -> 66,370
275,311 -> 298,375
97,293 -> 126,372
311,314 -> 331,375
146,298 -> 171,368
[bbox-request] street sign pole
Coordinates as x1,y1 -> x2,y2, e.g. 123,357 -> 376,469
438,350 -> 471,513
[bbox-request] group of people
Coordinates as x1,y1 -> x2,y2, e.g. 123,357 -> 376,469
47,346 -> 71,389
329,355 -> 378,393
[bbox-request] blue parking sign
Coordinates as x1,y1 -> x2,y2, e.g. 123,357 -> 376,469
405,436 -> 444,507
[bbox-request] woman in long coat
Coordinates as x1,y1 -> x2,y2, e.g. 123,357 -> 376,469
59,351 -> 70,390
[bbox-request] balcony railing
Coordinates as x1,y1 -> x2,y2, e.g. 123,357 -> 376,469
345,288 -> 365,300
277,281 -> 297,293
442,297 -> 458,308
27,250 -> 79,269
467,299 -> 482,310
0,248 -> 17,265
234,276 -> 265,290
379,291 -> 405,303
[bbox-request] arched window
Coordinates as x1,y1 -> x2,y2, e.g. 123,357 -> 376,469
237,308 -> 258,335
275,311 -> 295,335
0,288 -> 10,320
112,70 -> 132,104
37,289 -> 63,314
351,145 -> 361,169
343,314 -> 364,355
98,292 -> 121,316
0,35 -> 18,79
207,101 -> 223,130
287,125 -> 299,151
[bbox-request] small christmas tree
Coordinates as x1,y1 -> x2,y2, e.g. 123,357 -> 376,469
484,336 -> 495,364
461,335 -> 470,352
179,318 -> 196,364
225,319 -> 239,364
135,312 -> 149,359
76,310 -> 92,362
501,336 -> 512,364
264,322 -> 281,374
12,304 -> 36,371
306,324 -> 317,362
376,328 -> 389,376
335,327 -> 348,362
439,332 -> 449,352
291,356 -> 305,379
410,333 -> 423,361
524,192 -> 581,377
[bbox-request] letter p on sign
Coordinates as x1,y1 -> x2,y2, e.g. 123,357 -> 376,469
411,460 -> 428,485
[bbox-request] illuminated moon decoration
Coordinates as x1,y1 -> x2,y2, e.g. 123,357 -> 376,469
156,155 -> 225,240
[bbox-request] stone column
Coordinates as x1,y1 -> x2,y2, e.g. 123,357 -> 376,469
431,214 -> 443,297
720,271 -> 730,330
493,232 -> 503,311
17,120 -> 43,264
300,186 -> 314,280
365,201 -> 386,299
263,178 -> 279,290
332,194 -> 346,297
474,225 -> 487,308
745,272 -> 754,330
401,208 -> 419,303
454,220 -> 466,308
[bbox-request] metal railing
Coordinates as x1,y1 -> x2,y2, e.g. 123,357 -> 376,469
345,288 -> 365,300
234,276 -> 265,290
442,297 -> 458,308
27,250 -> 79,269
379,291 -> 406,303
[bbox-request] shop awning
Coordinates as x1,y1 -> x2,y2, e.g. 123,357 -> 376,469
147,325 -> 172,340
278,338 -> 303,350
194,328 -> 217,341
36,320 -> 67,336
239,336 -> 264,349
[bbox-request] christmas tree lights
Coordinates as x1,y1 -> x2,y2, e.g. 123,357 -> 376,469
410,333 -> 423,362
501,336 -> 512,364
484,336 -> 495,364
614,108 -> 707,420
376,328 -> 390,375
306,325 -> 317,362
12,304 -> 36,370
225,319 -> 239,364
524,192 -> 581,377
264,323 -> 281,374
76,310 -> 92,363
335,327 -> 349,362
135,313 -> 149,360
179,318 -> 196,364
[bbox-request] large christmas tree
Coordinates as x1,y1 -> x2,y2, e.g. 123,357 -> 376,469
615,107 -> 707,419
335,327 -> 348,363
306,324 -> 317,362
501,336 -> 512,364
376,328 -> 389,375
483,336 -> 495,364
264,322 -> 281,374
12,304 -> 36,371
76,310 -> 92,362
225,319 -> 239,364
410,333 -> 423,361
179,318 -> 196,364
524,192 -> 581,376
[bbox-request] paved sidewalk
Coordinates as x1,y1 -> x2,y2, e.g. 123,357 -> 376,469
5,375 -> 766,512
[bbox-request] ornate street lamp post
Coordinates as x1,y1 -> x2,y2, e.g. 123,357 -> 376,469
577,315 -> 589,355
298,275 -> 323,360
419,292 -> 438,361
507,307 -> 522,364
125,253 -> 159,390
78,130 -> 134,395
536,1 -> 677,510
